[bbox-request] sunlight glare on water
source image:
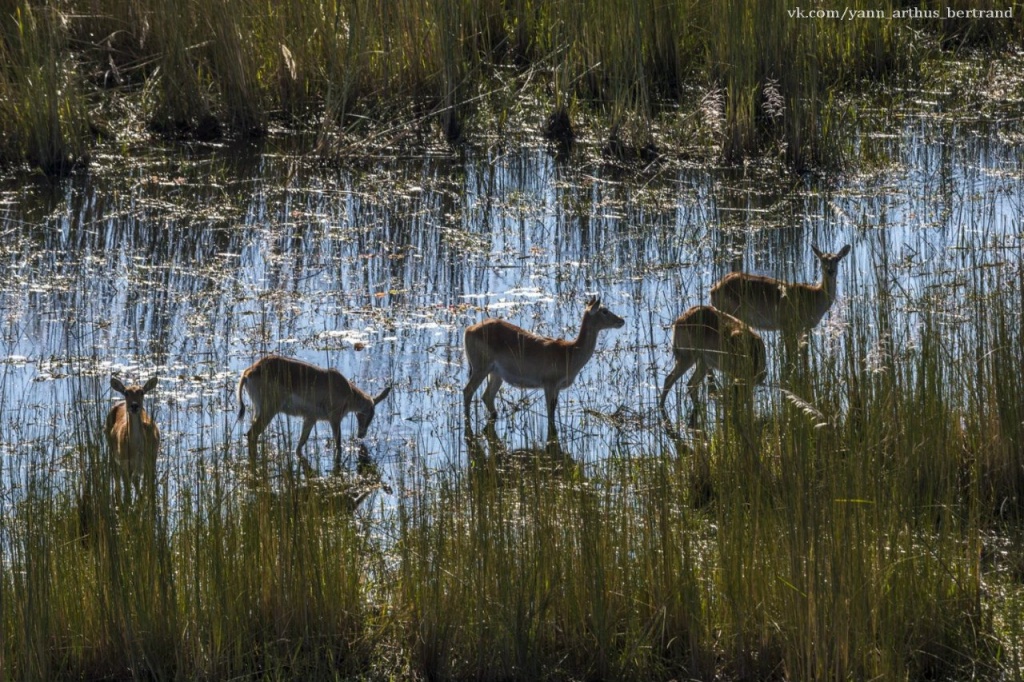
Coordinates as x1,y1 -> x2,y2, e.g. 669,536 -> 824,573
0,113 -> 1020,490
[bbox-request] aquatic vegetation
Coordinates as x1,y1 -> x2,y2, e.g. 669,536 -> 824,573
0,1 -> 91,173
2,0 -> 1022,173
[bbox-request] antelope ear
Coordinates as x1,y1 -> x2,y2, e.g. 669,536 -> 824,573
811,244 -> 824,258
374,385 -> 393,405
110,377 -> 127,394
837,244 -> 852,258
143,376 -> 159,393
587,295 -> 601,309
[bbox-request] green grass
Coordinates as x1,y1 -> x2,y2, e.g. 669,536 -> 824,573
2,0 -> 1022,173
0,1 -> 92,174
2,255 -> 1022,680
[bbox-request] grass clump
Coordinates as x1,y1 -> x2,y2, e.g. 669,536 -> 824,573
2,0 -> 1022,173
0,1 -> 91,174
1,438 -> 375,680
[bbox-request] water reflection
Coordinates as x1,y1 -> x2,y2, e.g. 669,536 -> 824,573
0,116 -> 1019,499
465,422 -> 582,487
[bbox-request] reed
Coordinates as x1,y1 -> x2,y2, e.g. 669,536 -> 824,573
5,0 -> 1021,172
1,0 -> 90,173
1,225 -> 1021,679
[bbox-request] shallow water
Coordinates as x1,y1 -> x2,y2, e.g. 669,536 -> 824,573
0,101 -> 1020,497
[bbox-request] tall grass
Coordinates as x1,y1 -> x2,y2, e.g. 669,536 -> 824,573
708,0 -> 907,167
2,442 -> 374,679
3,0 -> 1021,172
0,0 -> 91,174
2,254 -> 1022,679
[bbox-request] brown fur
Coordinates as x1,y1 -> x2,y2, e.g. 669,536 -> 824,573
104,376 -> 159,499
711,244 -> 851,335
237,355 -> 392,469
463,296 -> 625,438
659,306 -> 767,410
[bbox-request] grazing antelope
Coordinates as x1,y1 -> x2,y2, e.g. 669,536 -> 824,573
710,244 -> 851,366
104,376 -> 160,501
463,296 -> 625,439
659,306 -> 766,422
236,355 -> 392,470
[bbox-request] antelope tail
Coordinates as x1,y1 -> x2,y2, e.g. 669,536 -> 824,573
236,375 -> 247,423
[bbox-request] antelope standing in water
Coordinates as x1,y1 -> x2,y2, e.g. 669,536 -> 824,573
463,296 -> 625,440
710,244 -> 851,368
659,306 -> 766,426
237,355 -> 392,471
104,376 -> 160,501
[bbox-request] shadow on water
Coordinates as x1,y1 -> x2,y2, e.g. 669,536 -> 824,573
464,422 -> 583,488
288,441 -> 392,514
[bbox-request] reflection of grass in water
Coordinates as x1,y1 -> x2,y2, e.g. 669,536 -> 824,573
3,256 -> 1024,679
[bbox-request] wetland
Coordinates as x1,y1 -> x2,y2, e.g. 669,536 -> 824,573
2,3 -> 1024,679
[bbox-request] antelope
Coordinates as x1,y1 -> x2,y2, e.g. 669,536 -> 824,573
659,306 -> 767,421
104,376 -> 160,501
236,355 -> 392,470
463,296 -> 625,439
710,244 -> 851,366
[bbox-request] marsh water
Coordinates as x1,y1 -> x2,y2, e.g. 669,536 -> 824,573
0,90 -> 1020,500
